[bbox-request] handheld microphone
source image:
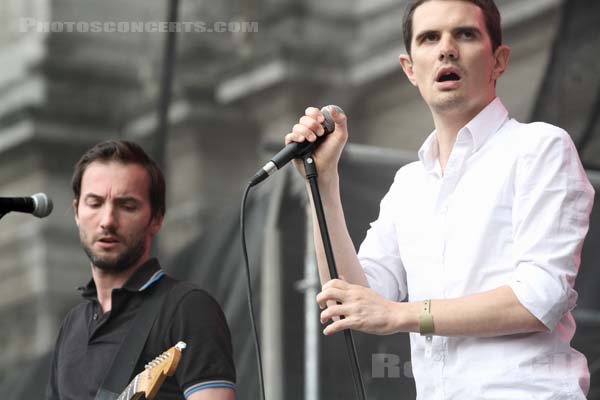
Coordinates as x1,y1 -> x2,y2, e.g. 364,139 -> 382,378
250,105 -> 344,187
0,193 -> 53,218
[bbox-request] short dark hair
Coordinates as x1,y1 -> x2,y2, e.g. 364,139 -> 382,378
72,140 -> 166,219
402,0 -> 502,56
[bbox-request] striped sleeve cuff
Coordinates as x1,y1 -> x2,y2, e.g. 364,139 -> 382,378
184,380 -> 236,398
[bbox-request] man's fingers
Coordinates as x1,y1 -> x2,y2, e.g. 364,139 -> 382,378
323,317 -> 353,336
316,287 -> 346,307
317,279 -> 350,307
299,115 -> 324,136
320,304 -> 347,324
322,278 -> 349,291
327,105 -> 348,139
292,123 -> 318,142
284,132 -> 303,145
328,105 -> 347,125
305,107 -> 324,123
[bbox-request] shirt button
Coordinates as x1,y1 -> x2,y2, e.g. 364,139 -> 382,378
92,313 -> 98,321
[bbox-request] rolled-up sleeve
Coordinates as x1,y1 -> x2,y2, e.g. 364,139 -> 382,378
509,125 -> 594,331
358,174 -> 408,302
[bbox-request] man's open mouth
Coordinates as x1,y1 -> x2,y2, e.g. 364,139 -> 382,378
438,72 -> 461,82
436,67 -> 462,83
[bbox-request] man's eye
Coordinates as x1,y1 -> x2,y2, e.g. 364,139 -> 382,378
87,202 -> 101,208
459,30 -> 474,39
424,33 -> 438,42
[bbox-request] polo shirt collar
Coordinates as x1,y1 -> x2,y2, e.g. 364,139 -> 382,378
418,97 -> 509,174
79,258 -> 165,299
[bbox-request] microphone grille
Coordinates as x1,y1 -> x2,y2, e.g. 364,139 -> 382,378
31,193 -> 53,218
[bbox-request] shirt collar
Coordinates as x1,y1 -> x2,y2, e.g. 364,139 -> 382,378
418,131 -> 441,175
464,97 -> 509,151
418,97 -> 509,173
79,258 -> 165,299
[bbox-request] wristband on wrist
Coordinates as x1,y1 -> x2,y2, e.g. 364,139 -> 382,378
419,299 -> 435,336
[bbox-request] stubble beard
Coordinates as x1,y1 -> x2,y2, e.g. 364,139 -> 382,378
81,232 -> 147,273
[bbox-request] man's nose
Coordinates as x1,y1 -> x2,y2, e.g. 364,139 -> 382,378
99,205 -> 117,231
439,35 -> 459,61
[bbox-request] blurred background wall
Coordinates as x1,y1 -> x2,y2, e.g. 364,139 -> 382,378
0,0 -> 598,398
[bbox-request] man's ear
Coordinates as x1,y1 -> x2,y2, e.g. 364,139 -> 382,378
73,199 -> 79,226
149,213 -> 164,236
492,44 -> 510,81
399,53 -> 418,87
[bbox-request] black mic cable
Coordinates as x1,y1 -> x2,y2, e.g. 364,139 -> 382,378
240,183 -> 265,400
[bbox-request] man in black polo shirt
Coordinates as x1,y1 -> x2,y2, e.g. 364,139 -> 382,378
46,140 -> 235,400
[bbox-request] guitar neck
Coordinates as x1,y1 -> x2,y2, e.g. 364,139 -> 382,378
117,373 -> 144,400
115,341 -> 186,400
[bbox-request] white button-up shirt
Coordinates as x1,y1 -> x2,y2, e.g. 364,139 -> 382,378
358,98 -> 594,399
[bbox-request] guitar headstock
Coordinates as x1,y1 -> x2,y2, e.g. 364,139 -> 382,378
135,341 -> 186,400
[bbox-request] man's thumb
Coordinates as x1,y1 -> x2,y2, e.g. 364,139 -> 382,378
327,105 -> 347,132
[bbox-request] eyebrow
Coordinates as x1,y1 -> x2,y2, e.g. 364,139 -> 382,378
414,25 -> 483,43
82,193 -> 141,204
414,29 -> 437,44
83,193 -> 103,202
453,26 -> 482,36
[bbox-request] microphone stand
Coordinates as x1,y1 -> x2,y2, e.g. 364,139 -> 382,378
302,153 -> 367,400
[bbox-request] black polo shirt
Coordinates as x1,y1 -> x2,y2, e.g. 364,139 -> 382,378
46,258 -> 236,400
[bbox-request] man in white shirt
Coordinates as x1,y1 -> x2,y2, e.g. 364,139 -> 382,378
285,0 -> 594,398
